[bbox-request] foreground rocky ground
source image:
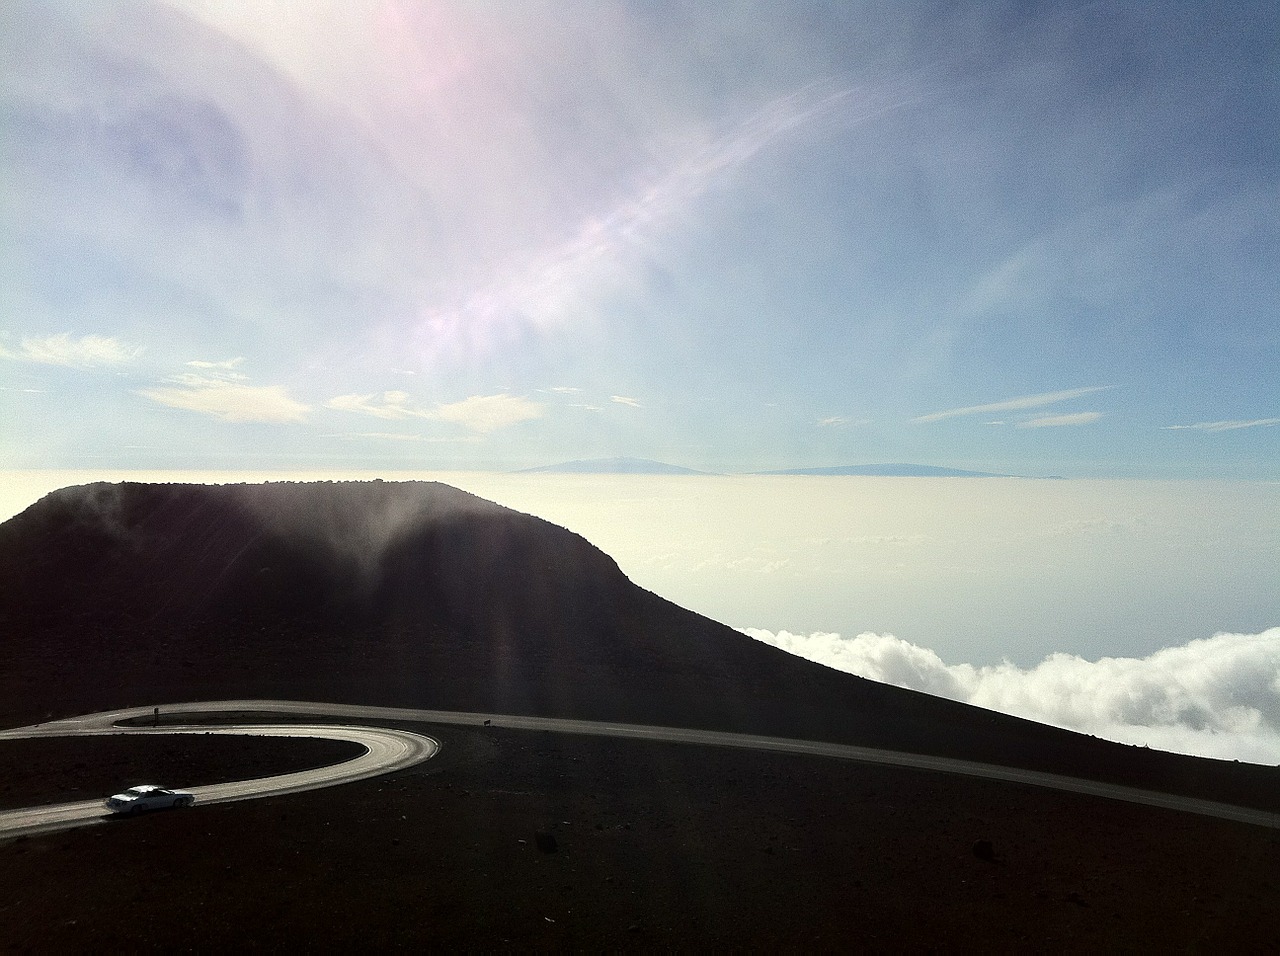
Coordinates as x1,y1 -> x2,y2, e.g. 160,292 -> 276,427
2,724 -> 1275,951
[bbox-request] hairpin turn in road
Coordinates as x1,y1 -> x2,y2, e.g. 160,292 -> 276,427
1,699 -> 1276,840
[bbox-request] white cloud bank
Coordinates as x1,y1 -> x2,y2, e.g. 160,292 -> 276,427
740,626 -> 1280,765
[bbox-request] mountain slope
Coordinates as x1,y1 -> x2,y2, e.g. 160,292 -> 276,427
1,480 -> 1275,809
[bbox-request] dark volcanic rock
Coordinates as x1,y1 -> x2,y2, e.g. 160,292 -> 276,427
534,831 -> 558,853
1,480 -> 1277,811
0,480 -> 539,625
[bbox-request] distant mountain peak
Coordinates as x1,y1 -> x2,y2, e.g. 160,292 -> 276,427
754,463 -> 1015,478
518,457 -> 712,475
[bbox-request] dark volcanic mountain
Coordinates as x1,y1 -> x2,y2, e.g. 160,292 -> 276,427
1,480 -> 1275,809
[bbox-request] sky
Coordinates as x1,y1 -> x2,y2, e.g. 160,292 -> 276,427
2,0 -> 1278,477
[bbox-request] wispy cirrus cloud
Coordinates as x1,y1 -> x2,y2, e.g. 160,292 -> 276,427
325,391 -> 430,420
138,359 -> 309,423
1164,418 -> 1280,432
818,416 -> 870,428
323,431 -> 482,444
0,333 -> 141,368
140,381 -> 310,423
914,386 -> 1112,423
434,394 -> 545,433
1017,411 -> 1103,428
415,80 -> 913,357
327,391 -> 545,434
186,357 -> 245,371
611,395 -> 643,408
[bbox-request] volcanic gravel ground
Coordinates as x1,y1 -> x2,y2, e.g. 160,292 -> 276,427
1,726 -> 1276,951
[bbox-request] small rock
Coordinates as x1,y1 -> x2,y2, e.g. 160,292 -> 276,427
535,832 -> 558,853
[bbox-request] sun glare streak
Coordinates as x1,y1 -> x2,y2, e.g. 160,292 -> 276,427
411,79 -> 922,364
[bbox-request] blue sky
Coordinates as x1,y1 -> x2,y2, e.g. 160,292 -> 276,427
2,0 -> 1277,477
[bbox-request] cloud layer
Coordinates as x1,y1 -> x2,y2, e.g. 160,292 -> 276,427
741,626 -> 1280,765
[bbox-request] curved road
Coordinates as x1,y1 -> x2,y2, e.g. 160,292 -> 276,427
0,708 -> 439,839
1,699 -> 1276,839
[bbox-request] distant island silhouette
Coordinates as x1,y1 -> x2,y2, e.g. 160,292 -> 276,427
517,457 -> 713,475
518,459 -> 1029,477
753,463 -> 1014,478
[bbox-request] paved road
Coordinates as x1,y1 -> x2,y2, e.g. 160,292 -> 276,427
2,699 -> 1276,839
0,709 -> 439,839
